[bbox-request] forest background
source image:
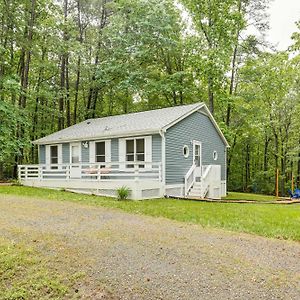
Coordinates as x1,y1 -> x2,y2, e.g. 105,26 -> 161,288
1,0 -> 300,195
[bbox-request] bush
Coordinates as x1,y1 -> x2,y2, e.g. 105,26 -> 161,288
116,186 -> 130,200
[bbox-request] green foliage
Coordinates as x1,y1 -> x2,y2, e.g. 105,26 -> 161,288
116,186 -> 130,200
0,0 -> 299,199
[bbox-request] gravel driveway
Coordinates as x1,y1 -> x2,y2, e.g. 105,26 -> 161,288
0,194 -> 300,299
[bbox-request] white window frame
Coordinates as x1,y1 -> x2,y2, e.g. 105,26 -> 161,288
119,136 -> 152,169
89,140 -> 111,166
213,150 -> 218,161
70,142 -> 81,164
46,144 -> 62,169
125,137 -> 145,168
183,145 -> 189,158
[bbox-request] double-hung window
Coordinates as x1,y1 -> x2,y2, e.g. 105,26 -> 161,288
50,145 -> 58,169
126,138 -> 145,168
95,141 -> 106,167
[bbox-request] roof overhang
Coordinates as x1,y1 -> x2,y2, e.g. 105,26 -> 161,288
32,128 -> 160,145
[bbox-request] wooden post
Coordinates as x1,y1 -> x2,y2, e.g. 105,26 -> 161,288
276,168 -> 279,198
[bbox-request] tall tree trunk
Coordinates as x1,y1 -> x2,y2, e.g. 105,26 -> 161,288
263,135 -> 270,172
226,0 -> 242,126
65,54 -> 71,127
58,0 -> 68,130
58,54 -> 66,130
73,57 -> 81,124
208,73 -> 214,114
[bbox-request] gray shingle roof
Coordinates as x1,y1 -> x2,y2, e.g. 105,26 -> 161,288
34,103 -> 204,144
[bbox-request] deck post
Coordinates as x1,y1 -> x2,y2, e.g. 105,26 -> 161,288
18,166 -> 21,181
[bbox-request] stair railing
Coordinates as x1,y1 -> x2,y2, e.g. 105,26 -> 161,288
184,164 -> 196,196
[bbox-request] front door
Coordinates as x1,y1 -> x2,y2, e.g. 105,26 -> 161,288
193,141 -> 202,181
70,143 -> 81,178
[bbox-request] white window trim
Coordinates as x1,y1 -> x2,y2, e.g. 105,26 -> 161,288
70,142 -> 81,164
46,144 -> 62,169
89,139 -> 111,165
183,145 -> 189,158
213,150 -> 218,161
192,140 -> 202,168
119,136 -> 152,169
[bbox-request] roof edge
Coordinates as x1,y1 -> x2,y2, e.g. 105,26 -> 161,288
163,103 -> 230,148
33,129 -> 160,145
162,103 -> 205,132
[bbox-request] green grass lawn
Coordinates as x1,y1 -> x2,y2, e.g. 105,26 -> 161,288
0,238 -> 74,299
222,192 -> 279,201
1,186 -> 300,242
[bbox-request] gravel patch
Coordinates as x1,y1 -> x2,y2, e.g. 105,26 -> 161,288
0,194 -> 300,299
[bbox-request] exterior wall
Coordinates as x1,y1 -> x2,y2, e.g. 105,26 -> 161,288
62,143 -> 70,163
165,111 -> 227,185
81,142 -> 89,163
39,145 -> 46,164
38,134 -> 162,165
111,138 -> 119,162
152,134 -> 162,162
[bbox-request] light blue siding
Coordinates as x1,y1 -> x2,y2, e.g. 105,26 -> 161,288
39,145 -> 46,164
62,143 -> 70,163
38,135 -> 162,166
111,138 -> 119,162
81,142 -> 89,163
152,134 -> 161,162
165,111 -> 226,184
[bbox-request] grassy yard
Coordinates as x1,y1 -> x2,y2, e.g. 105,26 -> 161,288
222,192 -> 279,201
1,186 -> 300,241
0,237 -> 78,300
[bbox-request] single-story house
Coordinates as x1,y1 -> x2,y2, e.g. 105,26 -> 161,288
18,103 -> 229,199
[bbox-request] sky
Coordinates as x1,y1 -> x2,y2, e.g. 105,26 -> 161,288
268,0 -> 300,50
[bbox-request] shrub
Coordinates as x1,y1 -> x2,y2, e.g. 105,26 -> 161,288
116,186 -> 130,200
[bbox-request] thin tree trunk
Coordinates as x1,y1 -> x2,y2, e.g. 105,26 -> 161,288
73,57 -> 81,124
65,54 -> 71,127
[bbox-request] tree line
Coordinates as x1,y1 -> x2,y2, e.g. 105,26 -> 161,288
1,0 -> 300,195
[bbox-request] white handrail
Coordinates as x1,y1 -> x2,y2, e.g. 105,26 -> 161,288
18,161 -> 162,182
200,165 -> 213,198
202,165 -> 212,180
184,164 -> 196,196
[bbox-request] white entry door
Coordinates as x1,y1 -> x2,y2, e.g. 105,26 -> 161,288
70,143 -> 81,178
193,141 -> 202,181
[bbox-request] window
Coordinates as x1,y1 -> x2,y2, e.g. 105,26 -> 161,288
50,145 -> 58,164
50,145 -> 58,169
194,144 -> 201,167
183,145 -> 189,158
213,150 -> 218,161
96,142 -> 105,163
126,138 -> 145,168
71,145 -> 80,163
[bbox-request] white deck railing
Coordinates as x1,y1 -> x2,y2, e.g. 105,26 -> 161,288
18,162 -> 162,182
184,164 -> 196,196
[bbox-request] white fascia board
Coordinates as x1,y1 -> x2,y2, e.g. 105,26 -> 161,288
162,103 -> 205,132
163,103 -> 230,148
32,129 -> 160,145
201,105 -> 230,148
